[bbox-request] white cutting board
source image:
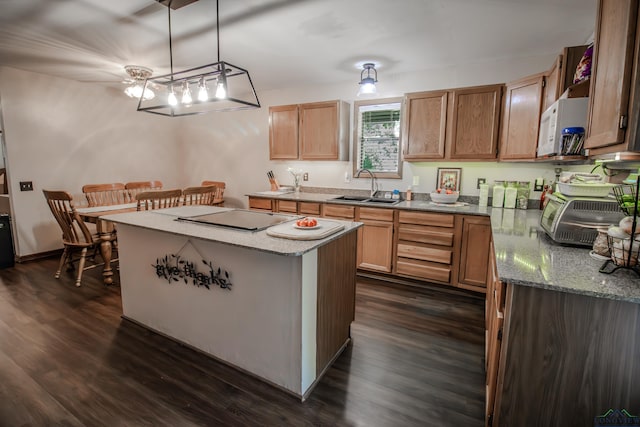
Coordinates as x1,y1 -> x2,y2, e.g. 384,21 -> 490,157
266,219 -> 345,240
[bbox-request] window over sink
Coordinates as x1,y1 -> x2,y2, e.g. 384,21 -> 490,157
353,97 -> 403,179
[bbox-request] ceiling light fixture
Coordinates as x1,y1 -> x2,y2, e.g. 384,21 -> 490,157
123,65 -> 155,100
137,0 -> 260,116
357,63 -> 378,96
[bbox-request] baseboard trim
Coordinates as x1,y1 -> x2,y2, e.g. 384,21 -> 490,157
17,248 -> 63,263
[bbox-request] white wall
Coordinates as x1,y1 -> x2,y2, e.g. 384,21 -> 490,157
1,53 -> 594,257
0,67 -> 183,257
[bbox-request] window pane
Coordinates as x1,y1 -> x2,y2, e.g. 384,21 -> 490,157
355,100 -> 402,178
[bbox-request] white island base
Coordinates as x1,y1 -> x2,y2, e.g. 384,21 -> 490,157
109,209 -> 358,400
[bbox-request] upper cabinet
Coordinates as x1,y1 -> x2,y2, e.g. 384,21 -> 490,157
269,100 -> 350,161
585,0 -> 640,154
542,45 -> 591,114
499,73 -> 544,160
402,84 -> 503,161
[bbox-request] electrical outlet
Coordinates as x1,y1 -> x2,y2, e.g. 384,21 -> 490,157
477,178 -> 486,189
20,181 -> 33,191
303,172 -> 309,181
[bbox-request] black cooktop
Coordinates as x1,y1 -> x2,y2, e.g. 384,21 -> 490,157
176,209 -> 295,231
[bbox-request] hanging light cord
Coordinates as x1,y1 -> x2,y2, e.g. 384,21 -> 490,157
216,0 -> 220,63
168,1 -> 174,78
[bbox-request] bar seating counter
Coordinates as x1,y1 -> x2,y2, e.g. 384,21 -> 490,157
104,206 -> 361,400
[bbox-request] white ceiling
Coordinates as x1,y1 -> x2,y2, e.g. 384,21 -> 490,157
0,0 -> 597,92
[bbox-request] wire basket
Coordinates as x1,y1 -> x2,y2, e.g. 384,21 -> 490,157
612,184 -> 637,215
607,235 -> 640,267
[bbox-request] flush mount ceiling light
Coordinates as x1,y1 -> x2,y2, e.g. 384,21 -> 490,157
357,63 -> 378,97
137,0 -> 260,116
123,65 -> 155,100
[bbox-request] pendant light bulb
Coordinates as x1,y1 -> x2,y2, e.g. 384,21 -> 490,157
168,86 -> 178,106
215,77 -> 227,99
198,76 -> 209,102
181,81 -> 192,105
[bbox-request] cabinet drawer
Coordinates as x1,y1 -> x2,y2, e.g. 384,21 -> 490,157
322,204 -> 355,219
359,207 -> 394,222
399,211 -> 454,227
277,200 -> 298,213
396,258 -> 451,283
299,202 -> 321,215
248,197 -> 273,211
398,224 -> 454,246
397,243 -> 452,264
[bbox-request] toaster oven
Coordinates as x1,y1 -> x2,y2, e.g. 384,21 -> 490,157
540,193 -> 625,246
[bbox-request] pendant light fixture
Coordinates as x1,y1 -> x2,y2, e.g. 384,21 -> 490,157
137,0 -> 260,116
357,63 -> 378,96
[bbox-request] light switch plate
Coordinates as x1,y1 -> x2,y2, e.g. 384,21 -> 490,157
412,176 -> 420,186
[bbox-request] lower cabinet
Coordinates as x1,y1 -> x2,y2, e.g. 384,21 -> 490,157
356,207 -> 394,273
458,215 -> 492,292
248,197 -> 273,211
395,211 -> 456,285
248,196 -> 490,294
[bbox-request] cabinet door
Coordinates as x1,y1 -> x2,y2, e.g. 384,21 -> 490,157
269,105 -> 299,160
248,197 -> 273,211
448,85 -> 502,160
542,55 -> 562,113
357,220 -> 394,272
585,0 -> 638,150
458,215 -> 491,292
499,73 -> 544,160
299,101 -> 339,160
402,91 -> 448,160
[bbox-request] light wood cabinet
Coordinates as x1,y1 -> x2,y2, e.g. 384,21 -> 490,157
269,105 -> 299,160
248,197 -> 273,211
402,90 -> 448,160
458,215 -> 492,292
402,85 -> 503,161
499,73 -> 544,160
586,0 -> 640,154
356,207 -> 394,273
447,85 -> 502,160
298,202 -> 321,216
485,241 -> 504,427
542,55 -> 562,114
275,200 -> 298,213
321,204 -> 355,220
269,100 -> 350,161
395,211 -> 456,285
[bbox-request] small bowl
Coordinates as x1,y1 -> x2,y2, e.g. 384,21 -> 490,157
430,191 -> 460,204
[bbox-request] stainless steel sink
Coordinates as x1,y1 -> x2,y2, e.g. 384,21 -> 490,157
332,195 -> 400,205
332,195 -> 370,202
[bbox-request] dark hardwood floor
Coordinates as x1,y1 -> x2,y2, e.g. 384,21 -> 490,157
0,258 -> 485,426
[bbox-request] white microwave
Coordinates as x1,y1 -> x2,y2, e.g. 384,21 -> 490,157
537,98 -> 589,157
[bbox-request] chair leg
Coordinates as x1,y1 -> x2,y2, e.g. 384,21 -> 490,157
55,247 -> 69,279
75,247 -> 88,287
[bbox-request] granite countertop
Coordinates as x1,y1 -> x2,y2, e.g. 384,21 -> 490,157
248,190 -> 640,303
490,208 -> 640,304
102,206 -> 361,257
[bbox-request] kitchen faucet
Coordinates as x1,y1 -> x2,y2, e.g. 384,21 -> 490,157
355,168 -> 378,197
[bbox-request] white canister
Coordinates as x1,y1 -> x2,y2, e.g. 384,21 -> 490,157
504,186 -> 518,209
492,184 -> 505,208
479,184 -> 489,207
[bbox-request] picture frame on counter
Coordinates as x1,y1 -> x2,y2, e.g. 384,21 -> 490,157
436,167 -> 461,191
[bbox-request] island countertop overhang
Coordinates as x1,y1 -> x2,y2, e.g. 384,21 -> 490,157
103,208 -> 361,257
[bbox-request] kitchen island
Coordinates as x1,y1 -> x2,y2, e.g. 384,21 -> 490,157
103,206 -> 361,400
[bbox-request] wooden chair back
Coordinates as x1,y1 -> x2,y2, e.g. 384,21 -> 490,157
136,189 -> 182,211
82,183 -> 126,207
201,180 -> 226,206
125,181 -> 163,203
182,185 -> 218,206
43,190 -> 94,246
0,168 -> 7,194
